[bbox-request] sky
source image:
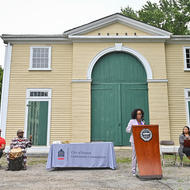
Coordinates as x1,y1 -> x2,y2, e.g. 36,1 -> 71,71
0,0 -> 160,67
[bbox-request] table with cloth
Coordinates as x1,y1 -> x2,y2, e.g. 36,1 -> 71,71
46,142 -> 117,170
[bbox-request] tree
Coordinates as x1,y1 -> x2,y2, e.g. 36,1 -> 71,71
0,67 -> 3,103
121,0 -> 190,35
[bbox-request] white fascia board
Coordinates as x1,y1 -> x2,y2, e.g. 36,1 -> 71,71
0,35 -> 70,44
171,35 -> 190,38
167,36 -> 190,43
64,14 -> 171,36
116,14 -> 171,36
68,36 -> 170,43
69,35 -> 170,39
64,16 -> 117,35
1,38 -> 71,44
0,43 -> 12,138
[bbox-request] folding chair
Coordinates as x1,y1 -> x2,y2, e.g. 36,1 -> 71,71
160,140 -> 177,166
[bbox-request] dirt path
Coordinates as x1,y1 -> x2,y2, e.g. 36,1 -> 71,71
0,150 -> 189,190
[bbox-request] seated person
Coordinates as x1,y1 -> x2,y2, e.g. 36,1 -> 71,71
178,126 -> 190,164
0,129 -> 6,160
7,129 -> 32,170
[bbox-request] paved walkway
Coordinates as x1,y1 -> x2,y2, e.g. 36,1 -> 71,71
0,150 -> 189,190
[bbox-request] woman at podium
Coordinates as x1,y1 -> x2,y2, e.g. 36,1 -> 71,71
178,126 -> 190,163
126,108 -> 145,176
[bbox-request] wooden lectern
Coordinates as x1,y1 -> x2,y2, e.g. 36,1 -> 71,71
132,125 -> 162,179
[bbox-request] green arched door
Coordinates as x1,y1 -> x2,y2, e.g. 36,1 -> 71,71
91,52 -> 149,146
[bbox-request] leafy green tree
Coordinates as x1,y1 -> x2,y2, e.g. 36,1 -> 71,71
0,67 -> 3,103
121,0 -> 190,34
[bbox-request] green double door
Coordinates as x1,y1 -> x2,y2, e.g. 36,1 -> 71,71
27,101 -> 48,145
91,52 -> 149,146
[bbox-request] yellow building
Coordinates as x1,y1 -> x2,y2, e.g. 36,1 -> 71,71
1,13 -> 190,147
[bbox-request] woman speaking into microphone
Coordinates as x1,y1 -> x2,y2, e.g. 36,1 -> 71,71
126,108 -> 145,176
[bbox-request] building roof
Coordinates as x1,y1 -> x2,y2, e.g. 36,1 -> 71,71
1,13 -> 190,44
64,13 -> 172,36
0,34 -> 69,44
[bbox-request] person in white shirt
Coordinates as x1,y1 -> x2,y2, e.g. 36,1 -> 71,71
126,108 -> 145,176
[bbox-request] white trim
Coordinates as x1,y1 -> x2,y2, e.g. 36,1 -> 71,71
185,88 -> 190,99
24,89 -> 52,146
168,36 -> 190,43
185,89 -> 190,126
0,43 -> 12,138
183,47 -> 190,71
3,41 -> 72,45
115,43 -> 122,51
1,34 -> 70,44
87,44 -> 153,80
147,79 -> 168,83
26,88 -> 52,99
68,38 -> 167,43
28,68 -> 52,71
29,46 -> 52,70
65,13 -> 171,36
72,79 -> 92,83
68,35 -> 170,40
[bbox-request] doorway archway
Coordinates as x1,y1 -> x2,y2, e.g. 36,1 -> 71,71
91,51 -> 149,145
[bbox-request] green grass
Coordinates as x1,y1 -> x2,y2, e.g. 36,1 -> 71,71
0,155 -> 48,166
27,157 -> 47,166
163,155 -> 190,163
161,154 -> 190,167
116,157 -> 131,164
1,152 -> 189,166
177,179 -> 184,183
116,155 -> 190,165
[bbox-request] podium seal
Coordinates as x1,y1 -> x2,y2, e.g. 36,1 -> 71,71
140,128 -> 152,142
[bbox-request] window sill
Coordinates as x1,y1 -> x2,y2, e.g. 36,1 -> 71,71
184,69 -> 190,72
28,68 -> 52,71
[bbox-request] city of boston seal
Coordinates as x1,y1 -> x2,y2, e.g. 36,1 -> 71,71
140,128 -> 152,142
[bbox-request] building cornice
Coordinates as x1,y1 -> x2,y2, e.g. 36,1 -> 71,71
64,13 -> 171,36
0,34 -> 71,44
1,34 -> 190,44
68,35 -> 170,43
69,35 -> 170,39
166,35 -> 190,44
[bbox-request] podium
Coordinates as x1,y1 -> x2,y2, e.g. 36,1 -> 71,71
132,125 -> 162,179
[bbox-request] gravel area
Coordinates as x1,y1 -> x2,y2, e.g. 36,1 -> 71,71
0,150 -> 190,190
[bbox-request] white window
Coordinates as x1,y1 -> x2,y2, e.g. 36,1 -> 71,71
184,47 -> 190,70
185,89 -> 190,125
30,47 -> 51,70
25,88 -> 52,146
26,88 -> 52,99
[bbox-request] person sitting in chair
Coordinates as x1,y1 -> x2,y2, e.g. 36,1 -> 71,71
7,129 -> 32,170
178,126 -> 190,165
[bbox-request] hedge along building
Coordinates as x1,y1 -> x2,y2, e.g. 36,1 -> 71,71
1,13 -> 190,147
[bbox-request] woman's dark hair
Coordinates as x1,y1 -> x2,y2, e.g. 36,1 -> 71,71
131,108 -> 144,120
182,126 -> 190,135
